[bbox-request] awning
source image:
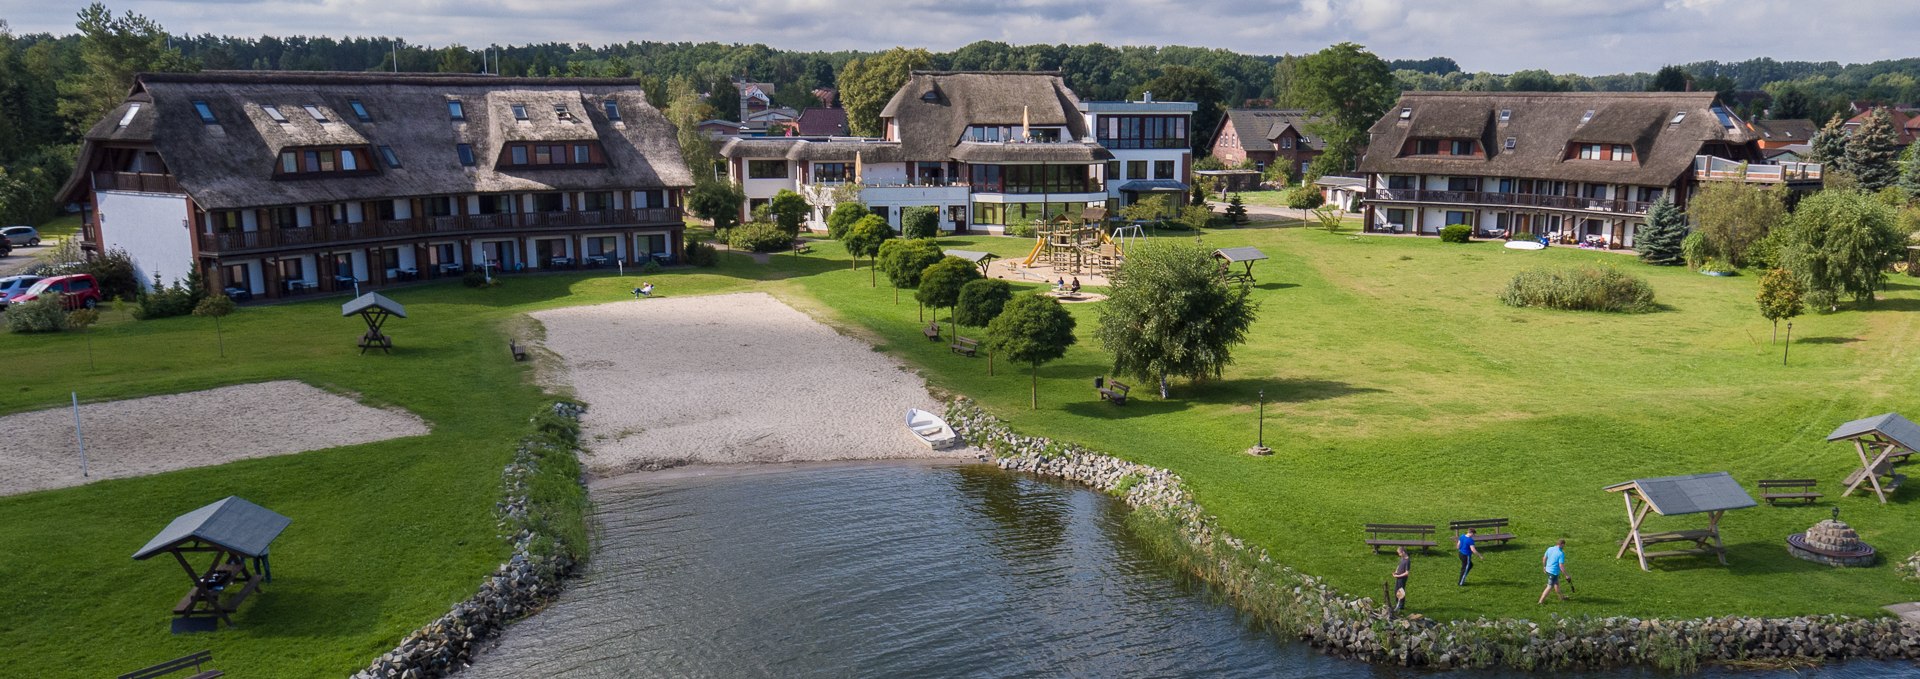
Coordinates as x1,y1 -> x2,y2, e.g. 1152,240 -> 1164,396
134,496 -> 291,560
1116,179 -> 1188,193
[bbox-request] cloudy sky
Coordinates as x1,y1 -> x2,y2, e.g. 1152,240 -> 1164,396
6,0 -> 1915,74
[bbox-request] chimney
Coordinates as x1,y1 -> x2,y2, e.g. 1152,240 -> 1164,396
1143,91 -> 1153,103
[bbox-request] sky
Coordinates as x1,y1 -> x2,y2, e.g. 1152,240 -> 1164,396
5,0 -> 1917,75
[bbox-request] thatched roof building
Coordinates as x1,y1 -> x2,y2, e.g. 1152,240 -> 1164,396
879,71 -> 1105,163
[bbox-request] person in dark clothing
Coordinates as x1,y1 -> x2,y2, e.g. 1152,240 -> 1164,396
1457,528 -> 1480,586
1392,546 -> 1411,612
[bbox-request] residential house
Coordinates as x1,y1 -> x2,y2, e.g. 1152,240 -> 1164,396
697,118 -> 748,139
59,71 -> 691,298
1842,106 -> 1920,146
792,108 -> 849,136
1358,91 -> 1820,248
1081,95 -> 1198,215
1748,118 -> 1816,150
1314,176 -> 1365,212
735,79 -> 776,120
1211,109 -> 1323,178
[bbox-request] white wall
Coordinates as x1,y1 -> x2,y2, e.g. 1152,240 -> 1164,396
98,190 -> 194,289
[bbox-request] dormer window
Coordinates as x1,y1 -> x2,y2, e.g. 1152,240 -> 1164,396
117,103 -> 141,128
511,103 -> 528,121
1580,109 -> 1596,125
303,105 -> 328,123
1504,137 -> 1517,150
262,105 -> 288,123
1613,144 -> 1634,161
921,90 -> 939,102
192,101 -> 217,124
603,100 -> 621,121
1670,111 -> 1687,124
456,143 -> 476,167
1450,140 -> 1474,155
1498,109 -> 1512,122
447,100 -> 465,121
348,99 -> 371,122
1398,107 -> 1412,120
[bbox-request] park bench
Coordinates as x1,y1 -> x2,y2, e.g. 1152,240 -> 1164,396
1757,479 -> 1823,505
923,323 -> 942,341
118,650 -> 222,679
1448,518 -> 1516,546
950,336 -> 979,357
1096,378 -> 1130,405
509,340 -> 527,362
1363,523 -> 1437,553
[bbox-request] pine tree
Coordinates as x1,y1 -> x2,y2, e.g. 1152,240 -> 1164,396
1807,114 -> 1850,168
1897,144 -> 1920,202
1845,107 -> 1902,191
1225,194 -> 1249,225
1636,196 -> 1688,266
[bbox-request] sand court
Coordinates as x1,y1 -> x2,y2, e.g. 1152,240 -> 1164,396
0,380 -> 430,496
531,292 -> 968,473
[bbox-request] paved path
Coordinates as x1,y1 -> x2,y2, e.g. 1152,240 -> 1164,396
0,242 -> 53,277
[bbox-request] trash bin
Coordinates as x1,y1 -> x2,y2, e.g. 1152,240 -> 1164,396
1094,377 -> 1104,389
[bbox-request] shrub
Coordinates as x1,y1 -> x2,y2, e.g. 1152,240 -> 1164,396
1284,186 -> 1324,209
1499,265 -> 1658,313
900,205 -> 940,239
5,296 -> 67,333
827,201 -> 868,239
1512,231 -> 1537,242
1681,230 -> 1709,269
1005,220 -> 1039,238
1440,224 -> 1473,243
84,247 -> 139,301
1224,194 -> 1249,224
462,270 -> 491,287
1178,204 -> 1215,231
683,241 -> 718,267
727,220 -> 793,252
131,269 -> 207,320
639,258 -> 663,275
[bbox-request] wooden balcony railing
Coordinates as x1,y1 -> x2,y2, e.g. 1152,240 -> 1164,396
197,207 -> 680,253
94,171 -> 184,195
1366,188 -> 1655,216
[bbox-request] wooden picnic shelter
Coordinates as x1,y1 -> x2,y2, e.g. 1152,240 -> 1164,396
943,249 -> 999,276
342,292 -> 406,354
1827,412 -> 1920,503
1212,247 -> 1269,284
132,496 -> 290,632
1605,472 -> 1756,571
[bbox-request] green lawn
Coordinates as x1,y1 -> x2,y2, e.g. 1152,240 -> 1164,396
4,223 -> 1918,675
1233,188 -> 1302,210
34,213 -> 85,240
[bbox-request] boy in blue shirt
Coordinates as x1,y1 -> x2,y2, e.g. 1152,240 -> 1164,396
1539,539 -> 1569,604
1456,528 -> 1480,586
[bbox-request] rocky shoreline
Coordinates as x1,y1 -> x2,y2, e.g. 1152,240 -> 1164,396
945,397 -> 1920,671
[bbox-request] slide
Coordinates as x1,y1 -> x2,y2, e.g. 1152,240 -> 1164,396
1020,237 -> 1045,266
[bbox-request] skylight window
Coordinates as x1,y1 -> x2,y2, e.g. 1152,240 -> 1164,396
1504,137 -> 1517,150
456,143 -> 476,167
262,105 -> 287,123
1398,107 -> 1412,120
349,99 -> 371,122
1498,109 -> 1512,122
447,100 -> 465,121
378,145 -> 401,168
192,100 -> 217,124
512,104 -> 529,121
1670,111 -> 1688,124
302,105 -> 327,123
603,100 -> 621,121
1580,109 -> 1596,124
921,90 -> 939,102
117,103 -> 141,128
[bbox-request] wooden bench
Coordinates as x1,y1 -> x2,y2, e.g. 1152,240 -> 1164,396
1096,378 -> 1130,405
1363,523 -> 1437,553
1758,479 -> 1823,505
950,336 -> 979,357
1448,518 -> 1516,546
119,650 -> 222,679
922,323 -> 942,341
509,340 -> 527,361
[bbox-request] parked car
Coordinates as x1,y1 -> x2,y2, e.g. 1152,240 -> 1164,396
0,275 -> 44,310
1,226 -> 40,246
6,273 -> 102,310
0,237 -> 11,258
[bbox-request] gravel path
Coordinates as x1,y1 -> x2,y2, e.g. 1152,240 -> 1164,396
532,292 -> 971,474
0,380 -> 429,496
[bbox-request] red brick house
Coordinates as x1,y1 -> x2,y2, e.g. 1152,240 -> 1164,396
1210,109 -> 1324,177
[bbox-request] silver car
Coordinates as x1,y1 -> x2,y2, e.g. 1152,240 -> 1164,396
1,226 -> 41,246
0,275 -> 45,309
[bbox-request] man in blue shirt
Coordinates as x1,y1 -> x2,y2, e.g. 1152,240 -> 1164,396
1539,539 -> 1569,604
1456,528 -> 1480,586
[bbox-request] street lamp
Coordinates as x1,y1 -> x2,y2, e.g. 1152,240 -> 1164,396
1247,388 -> 1272,456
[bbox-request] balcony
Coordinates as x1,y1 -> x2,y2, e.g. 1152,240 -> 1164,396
94,171 -> 184,195
1366,188 -> 1655,216
1693,156 -> 1821,183
800,180 -> 970,205
197,207 -> 681,254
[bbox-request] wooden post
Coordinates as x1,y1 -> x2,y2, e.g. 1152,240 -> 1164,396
1709,510 -> 1727,565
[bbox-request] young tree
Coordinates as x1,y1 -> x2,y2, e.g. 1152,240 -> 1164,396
915,256 -> 983,338
1311,203 -> 1345,233
876,237 -> 944,311
842,214 -> 893,283
1779,190 -> 1906,310
767,189 -> 809,236
900,205 -> 941,239
1093,241 -> 1258,399
686,180 -> 746,231
955,278 -> 1014,375
193,293 -> 236,357
1685,180 -> 1787,267
839,48 -> 932,136
827,201 -> 867,239
1120,194 -> 1171,223
1807,114 -> 1850,167
1847,108 -> 1903,191
67,307 -> 99,368
664,76 -> 722,182
1636,196 -> 1689,266
1756,268 -> 1804,344
1291,43 -> 1397,178
985,293 -> 1078,408
1224,194 -> 1249,224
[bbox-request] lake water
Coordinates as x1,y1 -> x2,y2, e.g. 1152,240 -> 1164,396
465,461 -> 1908,678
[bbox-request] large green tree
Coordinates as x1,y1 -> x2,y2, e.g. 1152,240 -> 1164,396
1636,196 -> 1689,266
1290,43 -> 1396,178
1807,114 -> 1850,167
664,76 -> 721,182
767,189 -> 809,236
1685,180 -> 1787,267
1093,241 -> 1258,399
876,237 -> 944,310
1648,65 -> 1692,92
685,180 -> 745,231
915,256 -> 984,337
1779,190 -> 1906,310
838,47 -> 931,136
1845,107 -> 1903,191
985,293 -> 1078,408
59,4 -> 195,136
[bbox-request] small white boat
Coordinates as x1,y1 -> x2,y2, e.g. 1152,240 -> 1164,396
1503,240 -> 1546,251
906,408 -> 959,449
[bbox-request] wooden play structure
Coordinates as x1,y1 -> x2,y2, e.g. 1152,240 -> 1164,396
1827,412 -> 1920,504
1019,209 -> 1124,276
132,496 -> 290,632
1606,472 -> 1755,571
342,292 -> 406,355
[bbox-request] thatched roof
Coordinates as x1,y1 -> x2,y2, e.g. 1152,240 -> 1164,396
880,71 -> 1092,162
1360,91 -> 1746,186
1219,109 -> 1325,152
716,137 -> 907,163
75,71 -> 691,211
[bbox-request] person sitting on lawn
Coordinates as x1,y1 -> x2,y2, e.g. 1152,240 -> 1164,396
633,282 -> 654,298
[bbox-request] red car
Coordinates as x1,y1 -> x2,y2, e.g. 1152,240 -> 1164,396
7,273 -> 102,310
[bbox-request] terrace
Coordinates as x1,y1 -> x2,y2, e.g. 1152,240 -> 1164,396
1366,187 -> 1656,216
1693,155 -> 1822,183
197,207 -> 680,254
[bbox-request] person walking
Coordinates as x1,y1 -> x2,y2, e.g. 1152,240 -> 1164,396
1539,539 -> 1569,604
1456,528 -> 1480,586
1391,546 -> 1411,613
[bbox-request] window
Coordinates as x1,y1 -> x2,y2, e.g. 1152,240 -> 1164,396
814,162 -> 850,183
349,99 -> 371,122
511,146 -> 529,165
1126,160 -> 1147,179
583,192 -> 614,211
1499,109 -> 1512,122
1584,183 -> 1608,199
340,149 -> 359,171
302,150 -> 320,172
973,202 -> 1005,226
267,207 -> 299,229
1613,144 -> 1634,161
1446,177 -> 1480,192
1106,161 -> 1120,180
554,104 -> 574,122
1445,210 -> 1474,226
193,101 -> 217,124
1154,160 -> 1175,180
573,144 -> 590,164
379,145 -> 401,168
280,151 -> 298,173
1399,107 -> 1412,120
534,193 -> 564,212
1578,143 -> 1603,160
278,258 -> 304,281
1095,115 -> 1189,149
921,90 -> 940,102
222,263 -> 249,290
1450,140 -> 1474,155
603,100 -> 621,121
747,160 -> 788,179
117,103 -> 141,128
1386,175 -> 1415,190
1415,139 -> 1440,155
1504,137 -> 1517,150
1670,111 -> 1687,124
535,146 -> 552,165
457,144 -> 476,167
424,196 -> 454,217
303,105 -> 328,123
1580,109 -> 1596,125
511,103 -> 529,121
447,100 -> 465,120
263,105 -> 288,123
1385,208 -> 1411,228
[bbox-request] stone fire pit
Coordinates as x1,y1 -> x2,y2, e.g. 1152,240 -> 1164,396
1787,509 -> 1877,567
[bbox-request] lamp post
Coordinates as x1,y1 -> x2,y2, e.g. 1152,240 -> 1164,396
1247,388 -> 1272,456
1783,322 -> 1793,366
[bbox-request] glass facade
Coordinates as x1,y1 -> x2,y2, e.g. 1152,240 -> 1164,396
968,164 -> 1100,194
1097,115 -> 1188,149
